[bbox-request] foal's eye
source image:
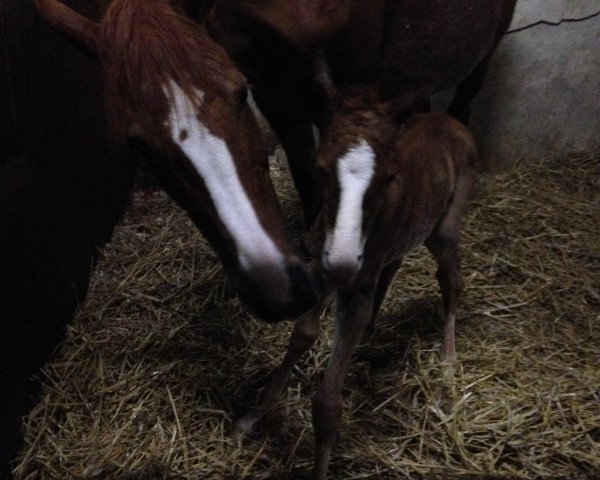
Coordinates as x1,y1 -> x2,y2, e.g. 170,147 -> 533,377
317,163 -> 330,179
383,172 -> 396,185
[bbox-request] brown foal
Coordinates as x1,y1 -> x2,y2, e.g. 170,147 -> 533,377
233,83 -> 481,478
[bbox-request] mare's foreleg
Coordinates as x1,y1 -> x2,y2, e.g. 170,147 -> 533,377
251,94 -> 320,228
312,285 -> 375,480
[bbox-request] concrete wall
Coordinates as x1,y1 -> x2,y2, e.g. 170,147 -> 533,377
468,0 -> 600,162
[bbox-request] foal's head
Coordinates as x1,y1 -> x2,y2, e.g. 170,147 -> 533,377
313,80 -> 427,286
35,0 -> 317,322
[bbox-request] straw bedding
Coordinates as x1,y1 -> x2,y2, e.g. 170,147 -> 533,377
14,151 -> 600,479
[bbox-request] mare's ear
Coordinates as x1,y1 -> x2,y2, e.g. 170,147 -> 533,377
34,0 -> 100,58
205,4 -> 251,58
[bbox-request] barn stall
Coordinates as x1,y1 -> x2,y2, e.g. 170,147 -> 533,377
3,0 -> 600,478
13,150 -> 600,479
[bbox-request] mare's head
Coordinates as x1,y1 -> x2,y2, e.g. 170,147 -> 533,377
35,0 -> 318,322
312,67 -> 427,286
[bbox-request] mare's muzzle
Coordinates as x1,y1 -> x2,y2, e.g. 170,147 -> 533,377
237,258 -> 318,323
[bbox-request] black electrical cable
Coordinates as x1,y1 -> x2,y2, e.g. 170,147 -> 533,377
505,8 -> 600,35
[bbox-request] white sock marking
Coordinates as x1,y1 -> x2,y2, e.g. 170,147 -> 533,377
324,138 -> 375,268
163,80 -> 284,271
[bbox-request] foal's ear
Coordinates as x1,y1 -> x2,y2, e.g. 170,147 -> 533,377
381,91 -> 431,125
35,0 -> 100,58
313,53 -> 340,107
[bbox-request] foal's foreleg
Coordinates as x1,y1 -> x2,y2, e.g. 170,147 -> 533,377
367,259 -> 402,335
312,287 -> 374,480
231,304 -> 324,440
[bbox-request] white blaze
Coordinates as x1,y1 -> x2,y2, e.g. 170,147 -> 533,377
324,138 -> 375,268
163,80 -> 284,271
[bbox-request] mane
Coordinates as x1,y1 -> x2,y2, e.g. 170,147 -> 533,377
100,0 -> 244,138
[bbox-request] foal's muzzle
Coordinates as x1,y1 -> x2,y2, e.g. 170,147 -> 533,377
321,250 -> 361,288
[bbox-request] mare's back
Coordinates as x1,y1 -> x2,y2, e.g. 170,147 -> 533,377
381,0 -> 516,92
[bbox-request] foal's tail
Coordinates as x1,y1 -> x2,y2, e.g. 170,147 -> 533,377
472,149 -> 510,175
468,140 -> 488,174
462,127 -> 511,175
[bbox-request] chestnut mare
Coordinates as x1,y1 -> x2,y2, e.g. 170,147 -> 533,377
233,80 -> 482,477
207,0 -> 516,225
34,0 -> 318,323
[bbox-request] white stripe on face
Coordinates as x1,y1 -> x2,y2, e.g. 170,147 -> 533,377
324,138 -> 375,269
163,80 -> 284,271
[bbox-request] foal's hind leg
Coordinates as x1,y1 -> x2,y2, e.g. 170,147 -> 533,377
425,167 -> 476,361
231,302 -> 324,441
425,230 -> 462,362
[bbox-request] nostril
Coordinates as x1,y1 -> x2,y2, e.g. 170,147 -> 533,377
357,255 -> 364,268
287,262 -> 318,295
322,250 -> 331,270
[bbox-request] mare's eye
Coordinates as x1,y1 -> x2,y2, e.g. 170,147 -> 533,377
234,87 -> 248,111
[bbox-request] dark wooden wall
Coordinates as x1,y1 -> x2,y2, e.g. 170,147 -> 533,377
0,1 -> 137,476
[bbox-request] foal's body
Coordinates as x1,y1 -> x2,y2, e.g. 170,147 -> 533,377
233,107 -> 480,478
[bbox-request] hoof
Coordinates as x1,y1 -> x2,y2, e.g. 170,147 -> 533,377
230,411 -> 261,445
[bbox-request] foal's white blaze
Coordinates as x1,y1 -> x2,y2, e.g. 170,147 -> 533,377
324,138 -> 376,269
163,80 -> 284,271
